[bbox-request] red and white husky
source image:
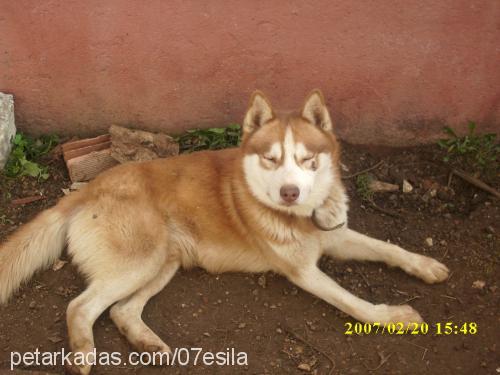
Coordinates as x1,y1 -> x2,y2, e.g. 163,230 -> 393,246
0,90 -> 449,374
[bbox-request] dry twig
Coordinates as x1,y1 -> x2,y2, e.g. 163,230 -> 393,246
440,294 -> 463,304
368,199 -> 404,219
452,168 -> 500,199
11,195 -> 45,206
342,161 -> 384,180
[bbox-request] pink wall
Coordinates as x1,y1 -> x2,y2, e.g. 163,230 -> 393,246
1,1 -> 499,145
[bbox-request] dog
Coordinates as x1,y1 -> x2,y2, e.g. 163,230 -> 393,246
0,90 -> 449,374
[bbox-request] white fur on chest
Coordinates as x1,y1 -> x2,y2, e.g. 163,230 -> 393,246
268,232 -> 323,269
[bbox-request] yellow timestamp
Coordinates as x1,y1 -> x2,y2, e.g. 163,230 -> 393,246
344,322 -> 478,335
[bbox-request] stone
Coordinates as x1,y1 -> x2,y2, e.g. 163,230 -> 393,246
472,280 -> 485,290
297,363 -> 311,371
0,93 -> 16,169
109,124 -> 179,163
402,179 -> 413,193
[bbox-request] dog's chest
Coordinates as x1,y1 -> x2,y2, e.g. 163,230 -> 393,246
267,233 -> 322,269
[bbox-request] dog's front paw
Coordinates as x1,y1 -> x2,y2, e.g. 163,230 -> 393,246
312,206 -> 345,231
410,255 -> 450,284
139,341 -> 172,356
374,304 -> 423,325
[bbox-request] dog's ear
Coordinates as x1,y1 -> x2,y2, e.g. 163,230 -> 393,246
302,89 -> 333,132
242,91 -> 274,136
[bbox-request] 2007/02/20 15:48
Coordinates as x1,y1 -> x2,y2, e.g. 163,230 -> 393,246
344,322 -> 478,335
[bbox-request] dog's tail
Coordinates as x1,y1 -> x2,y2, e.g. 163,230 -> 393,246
0,193 -> 83,304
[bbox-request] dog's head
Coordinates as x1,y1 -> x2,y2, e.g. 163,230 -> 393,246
241,90 -> 341,216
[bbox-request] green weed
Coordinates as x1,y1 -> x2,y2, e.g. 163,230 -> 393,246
175,124 -> 241,153
3,133 -> 59,180
356,174 -> 374,201
438,122 -> 498,171
0,214 -> 13,225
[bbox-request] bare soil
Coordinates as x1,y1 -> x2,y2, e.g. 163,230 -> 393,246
0,143 -> 498,374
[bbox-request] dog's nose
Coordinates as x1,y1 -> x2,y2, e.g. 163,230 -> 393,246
280,185 -> 300,203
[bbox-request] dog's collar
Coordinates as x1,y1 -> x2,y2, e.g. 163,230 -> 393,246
311,210 -> 345,231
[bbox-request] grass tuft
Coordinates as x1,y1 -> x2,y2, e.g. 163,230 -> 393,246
3,133 -> 59,180
174,124 -> 241,153
438,122 -> 498,173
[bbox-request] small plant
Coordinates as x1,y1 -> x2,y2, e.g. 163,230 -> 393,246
175,124 -> 241,153
3,133 -> 59,180
356,173 -> 374,201
0,214 -> 13,225
438,122 -> 499,171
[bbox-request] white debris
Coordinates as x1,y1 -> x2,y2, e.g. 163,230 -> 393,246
257,274 -> 267,288
297,363 -> 311,371
472,280 -> 485,290
402,179 -> 413,193
425,237 -> 433,247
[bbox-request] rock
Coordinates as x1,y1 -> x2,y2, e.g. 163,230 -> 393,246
472,280 -> 486,290
297,363 -> 311,371
402,179 -> 413,193
369,180 -> 399,193
109,125 -> 179,163
0,92 -> 16,169
425,237 -> 433,247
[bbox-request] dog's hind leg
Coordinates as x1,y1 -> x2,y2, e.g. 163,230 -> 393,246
322,228 -> 449,284
65,267 -> 161,375
110,260 -> 179,357
65,201 -> 170,375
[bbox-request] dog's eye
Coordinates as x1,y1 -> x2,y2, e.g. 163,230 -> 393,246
302,154 -> 315,162
262,155 -> 277,163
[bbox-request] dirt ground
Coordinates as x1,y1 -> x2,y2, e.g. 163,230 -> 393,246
0,143 -> 498,374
